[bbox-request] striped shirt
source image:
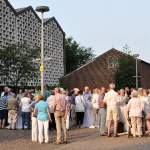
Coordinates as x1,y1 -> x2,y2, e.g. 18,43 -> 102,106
0,97 -> 7,110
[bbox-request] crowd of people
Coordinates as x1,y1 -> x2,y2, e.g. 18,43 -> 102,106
0,84 -> 150,144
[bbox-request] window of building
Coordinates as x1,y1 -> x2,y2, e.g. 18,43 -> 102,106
108,56 -> 119,69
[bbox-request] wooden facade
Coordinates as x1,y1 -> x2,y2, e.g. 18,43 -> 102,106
60,48 -> 150,90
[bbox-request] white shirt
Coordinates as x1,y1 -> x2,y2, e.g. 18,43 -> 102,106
92,94 -> 99,109
75,95 -> 85,112
104,90 -> 119,107
47,95 -> 55,113
20,97 -> 31,112
127,98 -> 144,117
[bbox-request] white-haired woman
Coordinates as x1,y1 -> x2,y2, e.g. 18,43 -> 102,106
127,91 -> 144,138
30,95 -> 40,142
118,89 -> 128,131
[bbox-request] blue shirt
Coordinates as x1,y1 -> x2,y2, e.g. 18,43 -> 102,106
35,100 -> 49,121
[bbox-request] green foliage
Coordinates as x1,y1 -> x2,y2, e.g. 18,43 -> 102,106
115,54 -> 140,89
65,37 -> 95,74
0,43 -> 40,87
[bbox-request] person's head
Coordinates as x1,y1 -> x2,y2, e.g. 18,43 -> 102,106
4,86 -> 9,93
93,88 -> 99,94
54,88 -> 61,94
23,91 -> 29,97
142,89 -> 148,97
79,90 -> 83,95
34,94 -> 44,102
19,89 -> 22,94
84,86 -> 90,93
8,88 -> 11,93
51,90 -> 55,95
62,90 -> 67,95
109,83 -> 115,90
74,88 -> 80,95
131,90 -> 139,98
119,89 -> 125,96
100,87 -> 106,94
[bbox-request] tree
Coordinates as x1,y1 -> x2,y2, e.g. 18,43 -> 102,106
0,43 -> 40,87
115,54 -> 140,89
65,37 -> 95,74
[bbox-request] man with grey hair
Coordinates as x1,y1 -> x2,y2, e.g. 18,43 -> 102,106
104,83 -> 119,137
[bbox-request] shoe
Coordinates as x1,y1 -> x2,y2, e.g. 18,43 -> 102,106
89,126 -> 95,129
107,134 -> 111,137
45,141 -> 49,144
63,141 -> 68,144
114,134 -> 119,137
138,135 -> 142,138
100,133 -> 106,136
32,140 -> 38,143
55,141 -> 62,145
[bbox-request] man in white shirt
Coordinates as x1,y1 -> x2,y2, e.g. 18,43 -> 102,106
20,92 -> 31,129
104,83 -> 119,137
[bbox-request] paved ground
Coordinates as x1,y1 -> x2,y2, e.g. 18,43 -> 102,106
0,128 -> 150,150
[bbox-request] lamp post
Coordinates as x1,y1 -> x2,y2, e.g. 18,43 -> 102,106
133,54 -> 140,89
36,6 -> 49,95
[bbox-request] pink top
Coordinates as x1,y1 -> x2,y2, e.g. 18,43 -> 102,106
53,94 -> 67,112
127,98 -> 144,117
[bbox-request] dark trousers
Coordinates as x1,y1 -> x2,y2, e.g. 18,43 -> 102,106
21,112 -> 31,129
49,113 -> 56,130
76,112 -> 84,127
5,109 -> 8,126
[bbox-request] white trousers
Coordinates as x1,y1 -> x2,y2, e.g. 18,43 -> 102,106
32,117 -> 38,142
66,112 -> 70,130
38,120 -> 49,143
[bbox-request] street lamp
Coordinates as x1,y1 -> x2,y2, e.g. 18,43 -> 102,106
133,54 -> 140,89
36,6 -> 49,96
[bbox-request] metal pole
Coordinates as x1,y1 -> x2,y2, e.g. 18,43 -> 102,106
41,12 -> 44,95
136,58 -> 138,89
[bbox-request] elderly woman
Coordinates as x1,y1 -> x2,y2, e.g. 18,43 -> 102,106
118,89 -> 128,131
30,95 -> 41,142
34,95 -> 51,144
83,86 -> 93,128
127,91 -> 144,138
91,88 -> 100,128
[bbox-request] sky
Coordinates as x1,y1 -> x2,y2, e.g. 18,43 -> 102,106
10,0 -> 150,62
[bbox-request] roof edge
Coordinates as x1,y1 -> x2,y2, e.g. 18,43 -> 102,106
44,17 -> 65,35
61,48 -> 150,79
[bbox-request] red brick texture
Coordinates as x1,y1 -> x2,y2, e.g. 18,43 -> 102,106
60,48 -> 150,90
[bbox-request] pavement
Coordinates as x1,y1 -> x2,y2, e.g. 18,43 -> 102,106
0,128 -> 150,150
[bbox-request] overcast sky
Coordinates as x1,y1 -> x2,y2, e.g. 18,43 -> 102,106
10,0 -> 150,62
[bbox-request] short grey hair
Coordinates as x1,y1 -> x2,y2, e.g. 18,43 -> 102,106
131,91 -> 139,97
109,83 -> 115,89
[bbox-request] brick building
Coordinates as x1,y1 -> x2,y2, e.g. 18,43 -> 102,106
60,48 -> 150,90
0,0 -> 65,86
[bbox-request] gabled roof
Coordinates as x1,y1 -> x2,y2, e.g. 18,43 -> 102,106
4,0 -> 65,34
62,48 -> 150,78
44,17 -> 65,35
15,7 -> 29,12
